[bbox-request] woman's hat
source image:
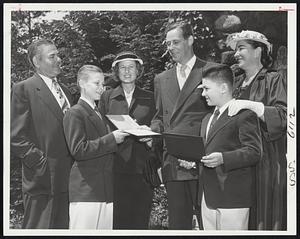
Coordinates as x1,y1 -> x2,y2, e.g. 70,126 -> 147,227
226,30 -> 272,53
112,51 -> 143,67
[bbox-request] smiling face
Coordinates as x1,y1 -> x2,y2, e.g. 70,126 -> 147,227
201,77 -> 224,107
80,72 -> 105,102
34,44 -> 61,79
165,27 -> 193,64
234,40 -> 260,70
118,60 -> 138,85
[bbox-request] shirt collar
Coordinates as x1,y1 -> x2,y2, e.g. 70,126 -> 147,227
38,73 -> 56,84
177,54 -> 196,70
214,98 -> 235,117
80,96 -> 96,110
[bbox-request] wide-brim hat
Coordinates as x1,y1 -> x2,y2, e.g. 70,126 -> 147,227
112,51 -> 143,68
226,30 -> 272,53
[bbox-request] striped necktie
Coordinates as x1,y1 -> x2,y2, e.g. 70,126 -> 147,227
52,79 -> 69,114
94,106 -> 103,120
208,109 -> 220,134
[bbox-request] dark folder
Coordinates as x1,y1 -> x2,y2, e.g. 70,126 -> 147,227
163,132 -> 205,162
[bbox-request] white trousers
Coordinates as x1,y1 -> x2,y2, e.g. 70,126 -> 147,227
69,202 -> 113,229
201,194 -> 249,230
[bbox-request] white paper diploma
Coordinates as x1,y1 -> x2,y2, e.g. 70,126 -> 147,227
106,115 -> 161,136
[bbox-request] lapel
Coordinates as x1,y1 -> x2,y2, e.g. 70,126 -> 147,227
162,68 -> 180,108
129,86 -> 152,114
109,85 -> 129,113
78,99 -> 108,135
34,73 -> 64,122
60,83 -> 73,106
201,113 -> 211,144
205,108 -> 233,146
171,58 -> 206,121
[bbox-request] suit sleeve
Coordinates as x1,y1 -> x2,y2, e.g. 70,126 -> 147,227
150,75 -> 164,133
63,108 -> 118,161
10,83 -> 45,168
222,110 -> 262,172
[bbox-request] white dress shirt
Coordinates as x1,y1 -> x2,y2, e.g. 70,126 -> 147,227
176,55 -> 196,90
123,86 -> 135,107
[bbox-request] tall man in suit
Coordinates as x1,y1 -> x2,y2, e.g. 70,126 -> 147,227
63,65 -> 128,229
11,39 -> 74,228
199,64 -> 262,230
150,21 -> 213,229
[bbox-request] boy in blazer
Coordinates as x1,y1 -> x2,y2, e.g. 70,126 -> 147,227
63,65 -> 128,229
199,64 -> 262,230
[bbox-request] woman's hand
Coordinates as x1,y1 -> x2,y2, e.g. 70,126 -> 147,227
112,130 -> 129,144
228,99 -> 264,119
137,125 -> 153,147
139,137 -> 153,147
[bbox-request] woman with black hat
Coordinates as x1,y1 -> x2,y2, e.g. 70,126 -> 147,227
226,30 -> 287,230
99,51 -> 160,229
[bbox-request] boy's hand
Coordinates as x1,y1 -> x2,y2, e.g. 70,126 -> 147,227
201,152 -> 223,168
178,159 -> 196,169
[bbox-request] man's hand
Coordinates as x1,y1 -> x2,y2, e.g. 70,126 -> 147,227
178,159 -> 196,170
112,130 -> 129,144
201,152 -> 223,168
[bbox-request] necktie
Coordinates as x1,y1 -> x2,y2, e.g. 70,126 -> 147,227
180,64 -> 187,78
94,106 -> 103,120
208,109 -> 220,135
52,79 -> 69,114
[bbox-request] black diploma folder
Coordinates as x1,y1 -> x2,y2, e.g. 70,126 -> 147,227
163,132 -> 205,162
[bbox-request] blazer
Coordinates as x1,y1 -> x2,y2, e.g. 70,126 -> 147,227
11,73 -> 74,196
200,108 -> 262,209
63,99 -> 118,202
151,58 -> 215,182
99,85 -> 157,174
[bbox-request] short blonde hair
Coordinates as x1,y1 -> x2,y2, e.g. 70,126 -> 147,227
77,65 -> 103,89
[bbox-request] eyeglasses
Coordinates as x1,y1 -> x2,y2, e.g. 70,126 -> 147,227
165,39 -> 186,48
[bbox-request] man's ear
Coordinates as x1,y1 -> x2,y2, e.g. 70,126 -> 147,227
32,56 -> 39,69
188,35 -> 194,46
221,82 -> 228,94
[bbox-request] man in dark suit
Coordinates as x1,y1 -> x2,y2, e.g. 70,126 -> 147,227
11,39 -> 74,228
150,21 -> 213,229
199,64 -> 262,230
63,65 -> 128,229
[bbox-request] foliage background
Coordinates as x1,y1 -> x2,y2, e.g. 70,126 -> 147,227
10,10 -> 287,229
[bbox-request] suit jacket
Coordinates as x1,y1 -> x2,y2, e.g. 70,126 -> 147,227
63,99 -> 118,202
11,73 -> 74,196
99,85 -> 157,174
200,108 -> 262,209
151,58 -> 215,182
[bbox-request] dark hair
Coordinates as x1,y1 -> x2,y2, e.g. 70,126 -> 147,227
112,51 -> 144,82
27,39 -> 55,69
165,21 -> 194,39
203,64 -> 234,90
244,39 -> 273,67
